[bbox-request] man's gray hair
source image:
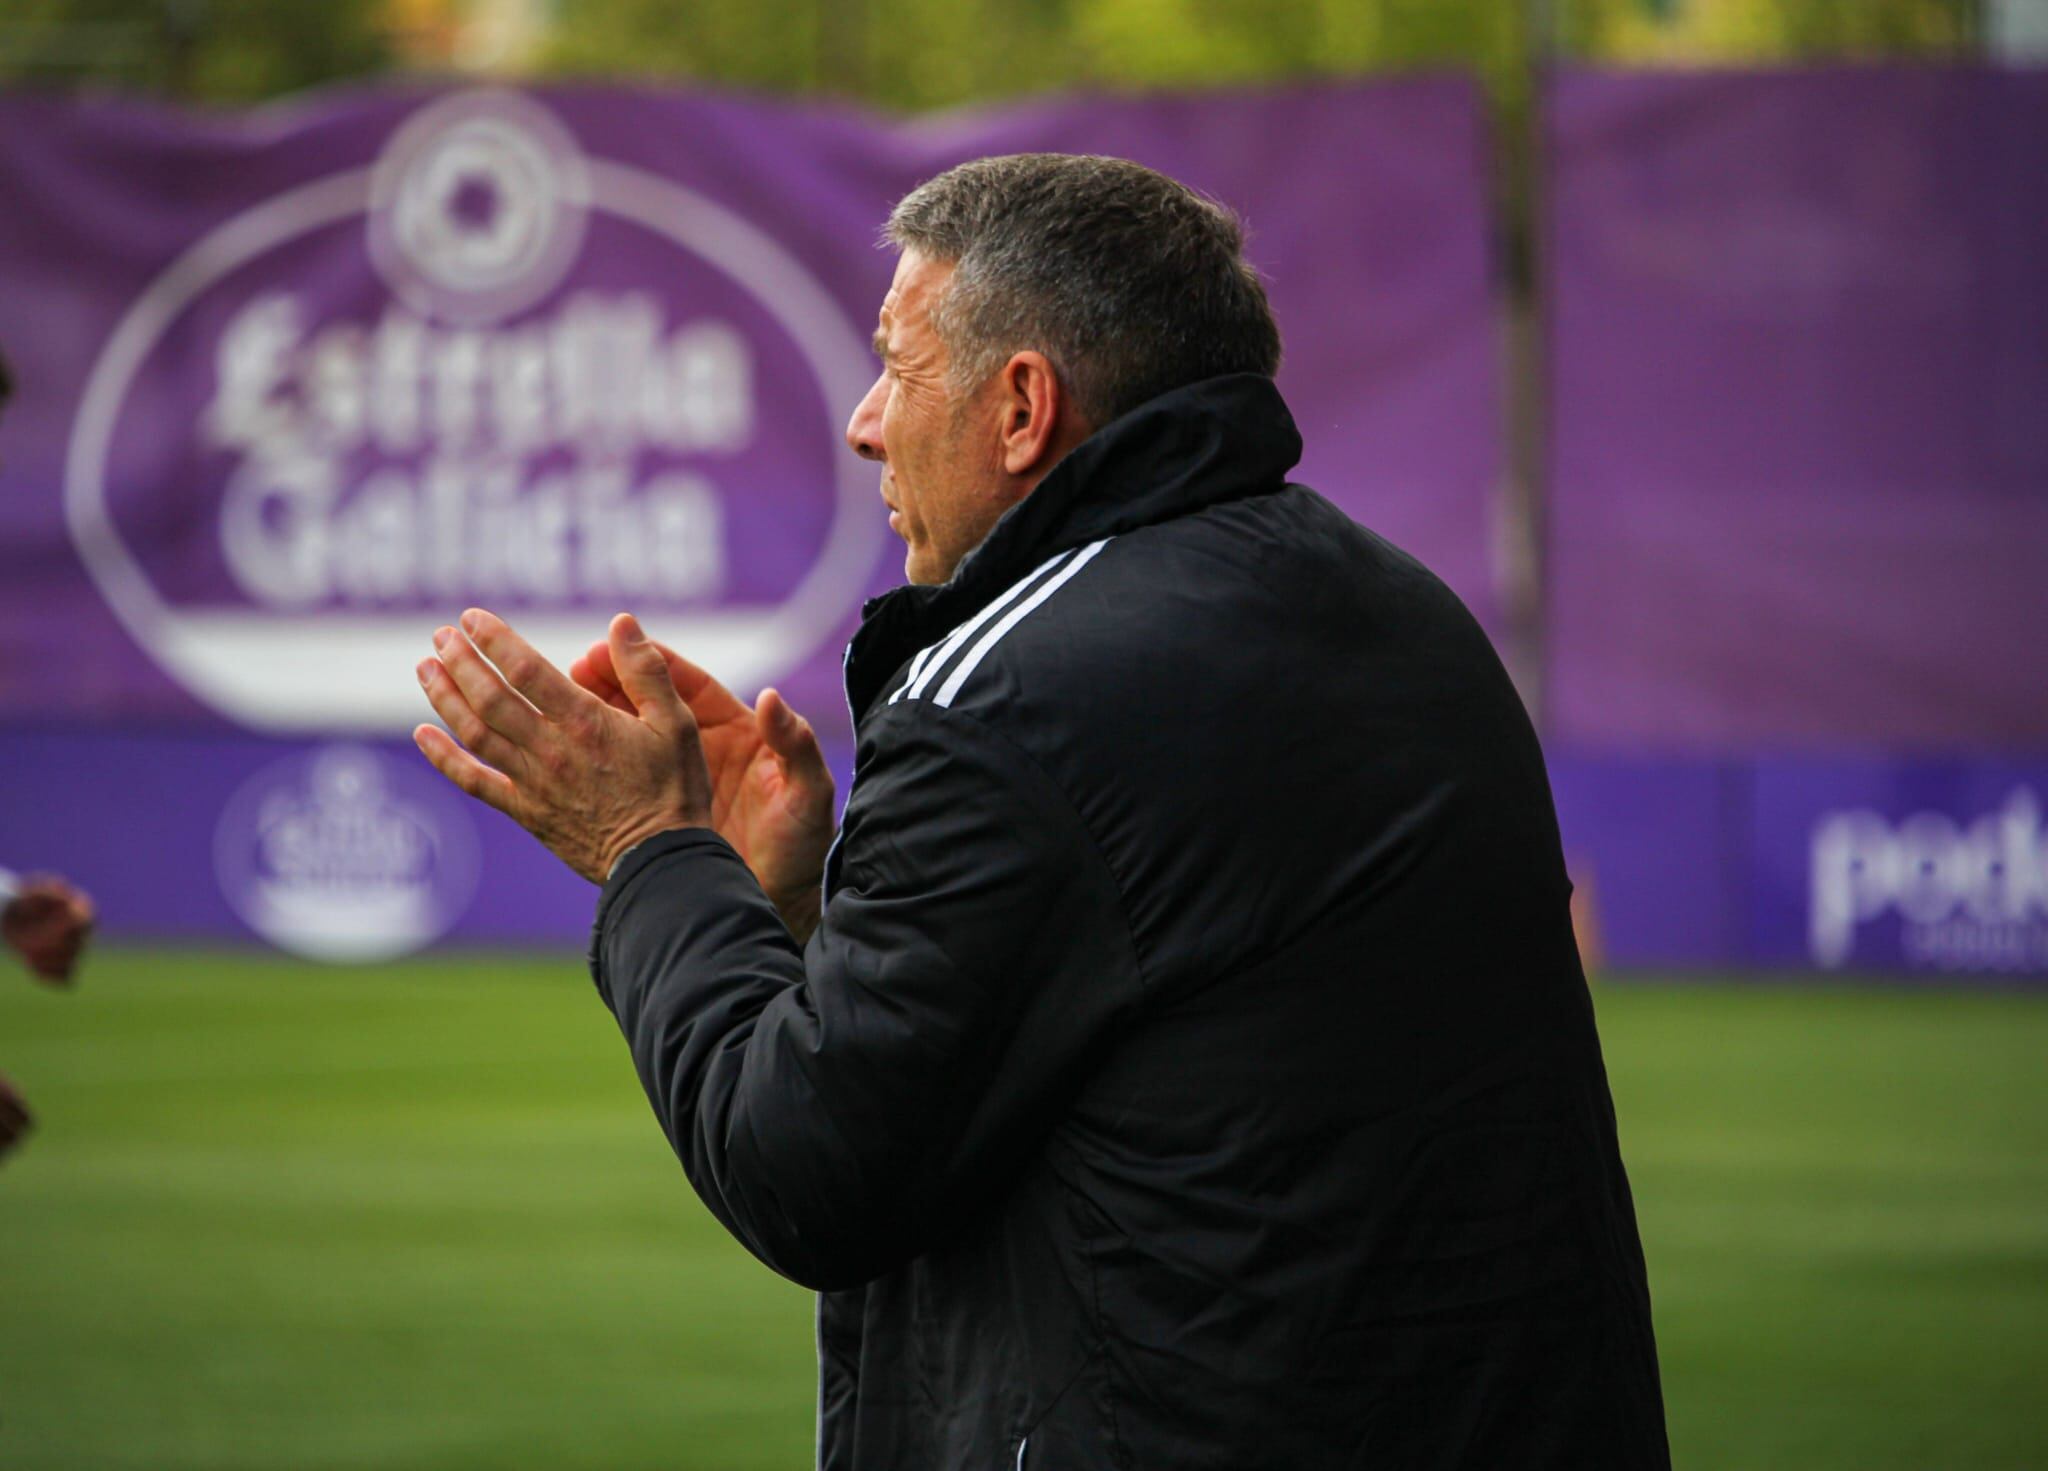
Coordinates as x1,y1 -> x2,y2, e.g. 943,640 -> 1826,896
885,153 -> 1282,429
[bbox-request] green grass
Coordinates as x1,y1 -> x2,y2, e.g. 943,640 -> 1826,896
1,953 -> 2044,1470
1597,980 -> 2048,1471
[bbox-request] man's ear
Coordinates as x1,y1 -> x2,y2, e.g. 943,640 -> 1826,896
996,350 -> 1069,479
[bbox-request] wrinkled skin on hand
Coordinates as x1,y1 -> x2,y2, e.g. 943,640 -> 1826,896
570,638 -> 835,942
3,876 -> 94,986
413,609 -> 714,885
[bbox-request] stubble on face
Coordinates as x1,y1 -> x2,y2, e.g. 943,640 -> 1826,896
856,252 -> 1008,586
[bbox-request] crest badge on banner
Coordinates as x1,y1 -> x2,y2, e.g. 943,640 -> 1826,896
214,743 -> 481,960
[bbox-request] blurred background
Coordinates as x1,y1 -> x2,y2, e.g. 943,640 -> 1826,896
0,1 -> 2043,1467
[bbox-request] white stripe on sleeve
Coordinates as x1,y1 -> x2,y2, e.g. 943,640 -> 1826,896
933,537 -> 1112,708
892,547 -> 1075,704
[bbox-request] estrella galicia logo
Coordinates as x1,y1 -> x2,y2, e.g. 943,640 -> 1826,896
1809,787 -> 2048,973
215,744 -> 479,962
66,89 -> 879,733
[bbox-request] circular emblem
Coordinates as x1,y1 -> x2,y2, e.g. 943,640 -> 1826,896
214,744 -> 480,961
368,90 -> 590,324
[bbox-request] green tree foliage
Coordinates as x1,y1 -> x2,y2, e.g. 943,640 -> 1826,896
541,0 -> 1528,111
0,0 -> 391,102
0,0 -> 1986,108
1568,0 -> 1980,62
538,0 -> 1978,112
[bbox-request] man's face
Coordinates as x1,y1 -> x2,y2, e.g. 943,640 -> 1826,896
845,250 -> 1008,586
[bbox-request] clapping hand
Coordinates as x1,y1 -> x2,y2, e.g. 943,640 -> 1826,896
414,609 -> 715,885
570,637 -> 835,942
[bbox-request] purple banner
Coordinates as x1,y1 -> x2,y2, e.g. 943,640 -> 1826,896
1545,68 -> 2048,750
1553,751 -> 2048,981
0,80 -> 1500,745
0,81 -> 1498,955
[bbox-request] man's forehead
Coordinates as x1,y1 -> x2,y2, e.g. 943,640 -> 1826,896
879,251 -> 951,328
872,252 -> 954,362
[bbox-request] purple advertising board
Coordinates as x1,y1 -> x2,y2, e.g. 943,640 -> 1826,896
1551,754 -> 2048,982
1547,754 -> 1748,970
0,728 -> 589,959
1750,758 -> 2048,980
1544,68 -> 2048,751
0,80 -> 1500,956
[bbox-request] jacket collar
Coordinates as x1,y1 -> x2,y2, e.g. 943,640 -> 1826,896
845,373 -> 1302,719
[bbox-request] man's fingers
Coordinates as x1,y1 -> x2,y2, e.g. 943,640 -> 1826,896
582,637 -> 748,725
757,689 -> 832,796
571,641 -> 636,715
607,614 -> 692,736
461,608 -> 588,721
567,647 -> 610,696
435,621 -> 543,743
655,644 -> 750,724
413,723 -> 518,814
576,640 -> 616,688
418,657 -> 522,770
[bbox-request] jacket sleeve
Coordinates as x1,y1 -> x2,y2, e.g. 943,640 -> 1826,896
589,702 -> 1143,1291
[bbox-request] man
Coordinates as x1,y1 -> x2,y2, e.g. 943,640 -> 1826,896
414,154 -> 1668,1468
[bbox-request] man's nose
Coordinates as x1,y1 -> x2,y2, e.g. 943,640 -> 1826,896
845,375 -> 886,462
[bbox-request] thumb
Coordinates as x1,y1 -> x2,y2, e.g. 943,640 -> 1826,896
757,689 -> 831,792
608,614 -> 689,733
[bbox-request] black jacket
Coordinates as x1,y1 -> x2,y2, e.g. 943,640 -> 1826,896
591,375 -> 1669,1469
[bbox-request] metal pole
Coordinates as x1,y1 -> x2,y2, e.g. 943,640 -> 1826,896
1500,0 -> 1556,720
